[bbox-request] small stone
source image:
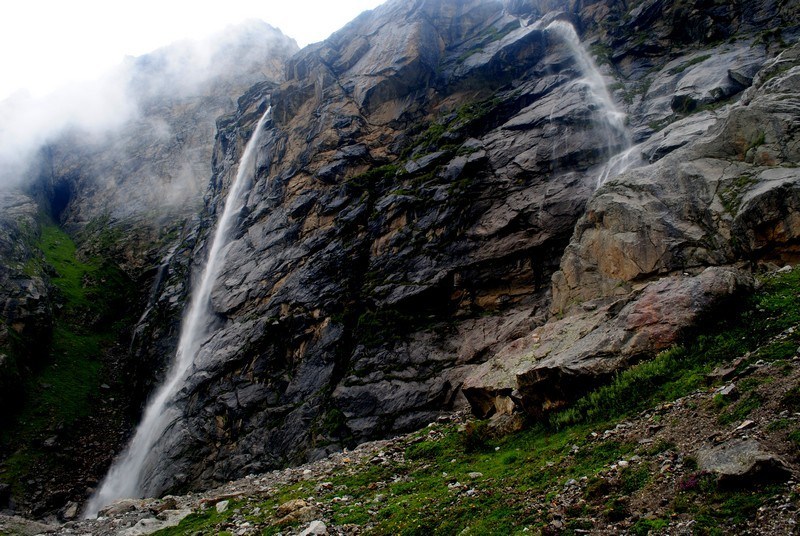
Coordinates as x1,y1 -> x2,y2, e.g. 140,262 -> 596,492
735,420 -> 756,431
777,265 -> 793,273
153,496 -> 178,513
216,500 -> 230,513
62,502 -> 79,520
717,384 -> 739,399
299,520 -> 328,535
618,460 -> 630,468
277,499 -> 309,517
467,472 -> 483,479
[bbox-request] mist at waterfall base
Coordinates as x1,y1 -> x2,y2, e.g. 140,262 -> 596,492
545,20 -> 642,187
83,107 -> 273,518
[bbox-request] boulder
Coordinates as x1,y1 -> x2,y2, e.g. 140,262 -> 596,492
696,439 -> 791,485
300,520 -> 329,536
464,267 -> 753,416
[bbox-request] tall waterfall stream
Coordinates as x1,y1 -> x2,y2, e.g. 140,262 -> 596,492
85,107 -> 272,517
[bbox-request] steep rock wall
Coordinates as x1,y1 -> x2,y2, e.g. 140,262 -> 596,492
131,0 -> 799,494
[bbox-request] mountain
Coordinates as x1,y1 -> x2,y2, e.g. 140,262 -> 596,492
0,0 -> 798,527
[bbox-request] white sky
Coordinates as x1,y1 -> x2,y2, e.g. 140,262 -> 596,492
0,0 -> 386,100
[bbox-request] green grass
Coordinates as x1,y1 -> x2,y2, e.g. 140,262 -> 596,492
674,472 -> 781,535
718,392 -> 764,424
0,221 -> 134,500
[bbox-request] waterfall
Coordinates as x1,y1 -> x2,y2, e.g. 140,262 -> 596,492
84,106 -> 272,518
545,20 -> 641,187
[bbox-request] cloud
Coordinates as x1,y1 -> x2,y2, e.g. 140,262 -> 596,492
0,66 -> 137,188
0,20 -> 296,192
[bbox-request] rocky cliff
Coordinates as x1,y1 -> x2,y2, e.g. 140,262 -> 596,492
127,0 -> 800,500
1,0 -> 799,521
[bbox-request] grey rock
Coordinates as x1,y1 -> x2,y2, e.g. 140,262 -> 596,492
697,439 -> 791,485
299,520 -> 328,536
717,384 -> 739,399
0,514 -> 58,536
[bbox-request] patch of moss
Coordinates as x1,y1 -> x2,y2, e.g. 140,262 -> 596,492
0,221 -> 135,500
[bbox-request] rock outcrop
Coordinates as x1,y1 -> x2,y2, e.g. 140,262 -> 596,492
0,191 -> 51,418
464,39 -> 800,417
127,0 -> 800,497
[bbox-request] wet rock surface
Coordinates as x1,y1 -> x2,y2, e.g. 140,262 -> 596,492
0,191 -> 51,412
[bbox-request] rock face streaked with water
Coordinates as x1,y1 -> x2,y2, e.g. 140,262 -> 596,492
0,0 -> 798,521
85,108 -> 274,517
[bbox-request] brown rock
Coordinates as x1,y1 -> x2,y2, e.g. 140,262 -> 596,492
463,267 -> 753,417
276,498 -> 310,518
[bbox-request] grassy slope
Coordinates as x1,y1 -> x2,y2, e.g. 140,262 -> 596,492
152,268 -> 800,535
0,222 -> 133,503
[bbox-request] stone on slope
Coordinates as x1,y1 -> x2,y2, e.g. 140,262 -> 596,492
696,439 -> 791,485
299,520 -> 329,536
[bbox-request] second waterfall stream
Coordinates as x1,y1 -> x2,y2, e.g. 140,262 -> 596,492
84,107 -> 273,518
545,20 -> 641,187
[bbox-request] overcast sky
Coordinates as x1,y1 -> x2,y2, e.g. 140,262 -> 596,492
0,0 -> 385,101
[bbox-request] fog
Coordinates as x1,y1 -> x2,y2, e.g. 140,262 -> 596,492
0,0 -> 384,197
0,68 -> 136,188
0,18 -> 297,220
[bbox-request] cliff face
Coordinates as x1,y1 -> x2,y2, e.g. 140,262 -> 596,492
42,21 -> 299,270
126,0 -> 800,496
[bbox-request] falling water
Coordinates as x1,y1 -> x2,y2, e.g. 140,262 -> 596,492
84,107 -> 272,517
545,20 -> 641,187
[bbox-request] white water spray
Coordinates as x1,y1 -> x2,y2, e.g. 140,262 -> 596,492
545,20 -> 641,187
84,107 -> 272,517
